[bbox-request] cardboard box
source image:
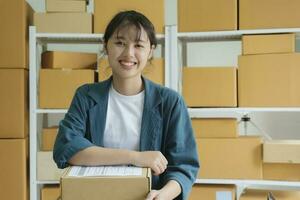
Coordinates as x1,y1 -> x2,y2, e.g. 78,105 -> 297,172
238,53 -> 300,107
38,151 -> 67,181
197,137 -> 263,179
240,189 -> 300,200
39,69 -> 94,108
61,166 -> 151,200
41,185 -> 60,200
263,140 -> 300,164
239,0 -> 300,29
182,67 -> 237,107
192,118 -> 238,138
0,139 -> 28,200
33,13 -> 92,33
0,69 -> 28,138
263,163 -> 300,181
94,0 -> 164,33
46,0 -> 86,12
0,1 -> 33,68
41,127 -> 58,151
98,58 -> 165,85
42,51 -> 97,69
242,34 -> 295,55
178,0 -> 237,32
189,184 -> 236,200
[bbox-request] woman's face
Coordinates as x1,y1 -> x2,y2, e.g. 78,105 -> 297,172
106,25 -> 153,81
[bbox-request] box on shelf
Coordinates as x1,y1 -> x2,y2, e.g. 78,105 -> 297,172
61,166 -> 151,200
238,53 -> 300,107
242,33 -> 295,55
98,58 -> 165,85
192,118 -> 238,138
38,151 -> 66,181
46,0 -> 86,12
240,189 -> 300,200
263,140 -> 300,164
42,51 -> 97,69
33,13 -> 92,33
197,136 -> 263,179
178,0 -> 237,32
189,184 -> 236,200
0,69 -> 28,138
41,127 -> 58,151
182,67 -> 237,107
39,69 -> 94,109
0,139 -> 28,200
263,163 -> 300,181
239,0 -> 300,29
94,0 -> 164,33
0,0 -> 33,68
41,185 -> 60,200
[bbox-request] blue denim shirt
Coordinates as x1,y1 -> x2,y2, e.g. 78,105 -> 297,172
53,77 -> 199,200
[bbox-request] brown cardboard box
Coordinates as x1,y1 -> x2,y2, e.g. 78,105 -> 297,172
238,53 -> 300,107
41,185 -> 60,200
263,163 -> 300,181
46,0 -> 86,12
0,139 -> 28,200
61,166 -> 151,200
98,58 -> 165,85
242,34 -> 295,55
263,140 -> 300,164
39,69 -> 94,108
197,137 -> 263,179
240,189 -> 300,200
182,67 -> 237,107
0,69 -> 28,138
41,127 -> 58,151
192,118 -> 238,138
189,184 -> 236,200
38,151 -> 67,181
42,51 -> 97,69
178,0 -> 237,32
33,13 -> 92,33
0,1 -> 33,68
239,0 -> 300,29
94,0 -> 164,33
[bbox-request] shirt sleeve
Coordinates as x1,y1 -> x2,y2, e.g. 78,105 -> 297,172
53,85 -> 95,169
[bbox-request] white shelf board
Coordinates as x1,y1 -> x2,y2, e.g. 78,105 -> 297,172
36,180 -> 60,185
178,28 -> 300,41
36,109 -> 68,114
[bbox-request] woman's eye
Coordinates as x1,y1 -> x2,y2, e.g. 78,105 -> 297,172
115,41 -> 125,46
135,44 -> 144,48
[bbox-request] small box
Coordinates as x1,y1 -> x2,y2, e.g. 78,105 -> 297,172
39,69 -> 94,109
238,53 -> 300,107
94,0 -> 164,33
61,166 -> 151,200
46,0 -> 86,12
192,118 -> 238,138
0,139 -> 28,200
239,0 -> 300,29
242,34 -> 295,55
41,127 -> 58,151
98,58 -> 165,85
0,69 -> 28,138
42,51 -> 97,69
38,151 -> 67,181
240,189 -> 300,200
178,0 -> 237,32
33,13 -> 92,33
41,185 -> 60,200
189,184 -> 236,200
197,137 -> 263,179
182,67 -> 237,107
263,163 -> 300,181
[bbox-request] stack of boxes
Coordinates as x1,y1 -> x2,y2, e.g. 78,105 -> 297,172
0,1 -> 33,200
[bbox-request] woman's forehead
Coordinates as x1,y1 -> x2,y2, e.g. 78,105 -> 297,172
113,25 -> 149,42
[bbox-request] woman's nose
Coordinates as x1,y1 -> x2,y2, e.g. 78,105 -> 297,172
122,45 -> 134,57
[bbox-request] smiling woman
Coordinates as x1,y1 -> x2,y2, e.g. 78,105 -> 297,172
53,10 -> 199,200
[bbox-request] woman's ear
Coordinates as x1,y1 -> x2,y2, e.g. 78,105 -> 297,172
148,45 -> 155,60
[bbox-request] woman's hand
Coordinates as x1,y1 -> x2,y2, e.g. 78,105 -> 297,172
145,190 -> 166,200
145,180 -> 182,200
132,151 -> 168,175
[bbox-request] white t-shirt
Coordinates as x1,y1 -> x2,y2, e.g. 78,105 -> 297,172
103,85 -> 145,151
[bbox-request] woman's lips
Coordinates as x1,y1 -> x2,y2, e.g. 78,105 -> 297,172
119,60 -> 137,70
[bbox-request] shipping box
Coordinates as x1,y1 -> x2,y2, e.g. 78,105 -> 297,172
41,127 -> 58,151
263,163 -> 300,181
41,185 -> 60,200
240,189 -> 300,200
189,184 -> 236,200
46,0 -> 86,12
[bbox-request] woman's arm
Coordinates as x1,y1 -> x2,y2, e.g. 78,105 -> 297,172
146,180 -> 181,200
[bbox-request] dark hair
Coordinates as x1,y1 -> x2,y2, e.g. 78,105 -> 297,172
103,10 -> 157,49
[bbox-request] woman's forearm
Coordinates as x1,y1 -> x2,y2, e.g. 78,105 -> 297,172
160,180 -> 182,199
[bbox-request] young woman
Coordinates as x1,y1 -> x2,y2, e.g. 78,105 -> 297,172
53,10 -> 199,200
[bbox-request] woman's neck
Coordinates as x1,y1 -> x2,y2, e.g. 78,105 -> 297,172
112,76 -> 144,96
